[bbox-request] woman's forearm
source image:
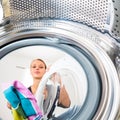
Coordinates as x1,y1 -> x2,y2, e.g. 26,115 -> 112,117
58,85 -> 71,108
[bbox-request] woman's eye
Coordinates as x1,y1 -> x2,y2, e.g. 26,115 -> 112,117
32,66 -> 36,68
39,66 -> 44,68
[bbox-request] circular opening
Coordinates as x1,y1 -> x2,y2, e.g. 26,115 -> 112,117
0,37 -> 101,120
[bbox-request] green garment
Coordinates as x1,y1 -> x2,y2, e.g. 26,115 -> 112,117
12,107 -> 28,120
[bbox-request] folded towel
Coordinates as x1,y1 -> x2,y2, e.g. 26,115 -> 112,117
3,80 -> 43,120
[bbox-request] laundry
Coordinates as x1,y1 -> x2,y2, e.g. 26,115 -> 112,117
3,80 -> 43,120
12,108 -> 27,120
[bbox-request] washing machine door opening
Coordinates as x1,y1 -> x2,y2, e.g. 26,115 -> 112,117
1,35 -> 119,120
0,37 -> 102,120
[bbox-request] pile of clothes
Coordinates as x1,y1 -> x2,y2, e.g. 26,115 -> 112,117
3,80 -> 43,120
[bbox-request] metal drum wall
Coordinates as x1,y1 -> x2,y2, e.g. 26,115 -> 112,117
0,0 -> 120,120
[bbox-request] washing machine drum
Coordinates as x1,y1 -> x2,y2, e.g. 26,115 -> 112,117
0,0 -> 120,120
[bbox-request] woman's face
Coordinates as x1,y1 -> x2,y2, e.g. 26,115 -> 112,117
30,59 -> 46,80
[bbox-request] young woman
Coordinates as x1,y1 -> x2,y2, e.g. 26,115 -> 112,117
29,59 -> 71,118
7,58 -> 71,119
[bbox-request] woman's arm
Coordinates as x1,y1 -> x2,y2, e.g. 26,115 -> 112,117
50,72 -> 71,108
58,85 -> 71,108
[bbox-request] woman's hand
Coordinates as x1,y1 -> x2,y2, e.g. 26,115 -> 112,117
7,102 -> 12,109
50,72 -> 62,86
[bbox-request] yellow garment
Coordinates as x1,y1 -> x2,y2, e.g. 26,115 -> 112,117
12,108 -> 28,120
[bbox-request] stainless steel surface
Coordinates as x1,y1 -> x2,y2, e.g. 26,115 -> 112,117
0,0 -> 120,40
0,19 -> 119,60
0,20 -> 120,119
0,0 -> 120,120
110,0 -> 120,41
3,0 -> 109,29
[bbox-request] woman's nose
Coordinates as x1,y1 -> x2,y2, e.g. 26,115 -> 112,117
36,67 -> 39,70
